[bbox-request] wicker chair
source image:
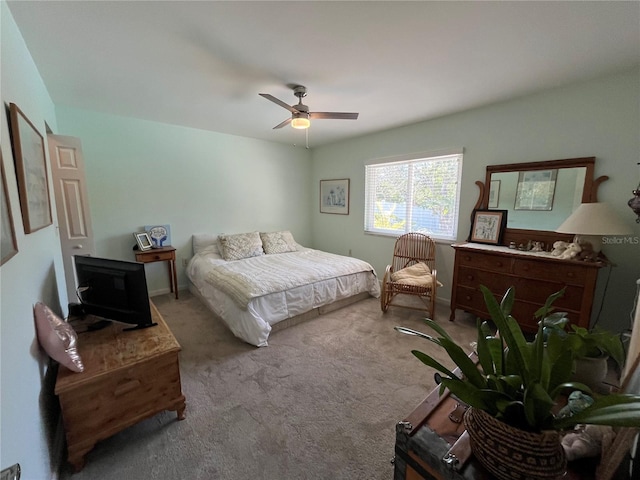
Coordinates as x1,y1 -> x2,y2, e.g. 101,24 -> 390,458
380,232 -> 438,316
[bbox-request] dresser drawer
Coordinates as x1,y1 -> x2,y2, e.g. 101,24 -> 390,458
456,251 -> 511,274
137,250 -> 174,262
457,267 -> 517,293
512,258 -> 587,286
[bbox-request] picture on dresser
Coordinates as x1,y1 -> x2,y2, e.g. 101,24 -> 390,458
514,169 -> 557,211
469,209 -> 507,245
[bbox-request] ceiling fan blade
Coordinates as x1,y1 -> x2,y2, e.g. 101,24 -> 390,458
273,118 -> 292,129
309,112 -> 359,120
259,93 -> 299,114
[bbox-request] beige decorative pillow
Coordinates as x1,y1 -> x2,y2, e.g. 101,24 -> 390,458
260,231 -> 298,254
391,262 -> 431,281
34,302 -> 84,372
218,232 -> 264,261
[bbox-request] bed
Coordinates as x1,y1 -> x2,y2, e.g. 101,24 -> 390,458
186,231 -> 380,347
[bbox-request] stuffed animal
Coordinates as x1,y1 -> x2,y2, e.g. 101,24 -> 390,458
551,240 -> 570,256
577,241 -> 599,262
561,424 -> 614,461
558,242 -> 581,260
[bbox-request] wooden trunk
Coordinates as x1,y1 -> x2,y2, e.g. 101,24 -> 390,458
55,301 -> 186,472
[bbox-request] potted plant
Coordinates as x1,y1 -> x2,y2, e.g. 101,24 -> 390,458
542,310 -> 625,389
395,285 -> 640,480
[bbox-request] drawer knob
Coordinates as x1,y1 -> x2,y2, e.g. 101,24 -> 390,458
567,272 -> 575,277
522,265 -> 530,271
465,295 -> 472,301
154,255 -> 161,260
496,262 -> 503,267
466,275 -> 474,280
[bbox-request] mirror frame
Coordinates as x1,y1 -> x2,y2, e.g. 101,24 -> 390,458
474,157 -> 608,247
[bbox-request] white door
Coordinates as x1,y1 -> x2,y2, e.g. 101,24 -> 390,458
48,134 -> 95,303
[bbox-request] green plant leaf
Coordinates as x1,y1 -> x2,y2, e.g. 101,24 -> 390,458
421,318 -> 454,342
438,337 -> 486,389
476,321 -> 495,376
523,382 -> 555,429
411,350 -> 459,379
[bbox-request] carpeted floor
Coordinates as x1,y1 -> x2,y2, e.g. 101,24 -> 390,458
59,291 -> 477,480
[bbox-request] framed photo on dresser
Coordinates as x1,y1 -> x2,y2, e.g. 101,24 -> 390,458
469,209 -> 507,245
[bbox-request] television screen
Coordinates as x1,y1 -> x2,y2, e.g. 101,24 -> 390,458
73,255 -> 156,330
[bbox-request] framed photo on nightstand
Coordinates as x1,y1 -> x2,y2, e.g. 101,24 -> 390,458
133,232 -> 153,251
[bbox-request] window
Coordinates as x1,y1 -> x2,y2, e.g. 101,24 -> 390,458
364,150 -> 463,240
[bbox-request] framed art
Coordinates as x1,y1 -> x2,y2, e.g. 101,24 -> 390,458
9,103 -> 52,233
1,152 -> 18,265
469,209 -> 508,245
488,180 -> 501,208
320,178 -> 349,215
133,232 -> 153,251
514,169 -> 557,211
145,224 -> 171,247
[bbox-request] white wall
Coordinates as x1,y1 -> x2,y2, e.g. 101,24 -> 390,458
1,3 -> 68,478
310,68 -> 640,333
54,107 -> 312,294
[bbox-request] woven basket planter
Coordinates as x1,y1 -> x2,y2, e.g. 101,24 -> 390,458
464,407 -> 567,480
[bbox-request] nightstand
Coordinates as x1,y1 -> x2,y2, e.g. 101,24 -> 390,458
135,246 -> 178,299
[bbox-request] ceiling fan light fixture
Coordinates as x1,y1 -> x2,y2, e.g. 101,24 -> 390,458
291,113 -> 310,129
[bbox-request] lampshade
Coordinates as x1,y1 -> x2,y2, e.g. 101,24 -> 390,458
555,202 -> 631,252
291,113 -> 310,129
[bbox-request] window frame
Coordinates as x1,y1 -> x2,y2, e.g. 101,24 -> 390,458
364,149 -> 464,241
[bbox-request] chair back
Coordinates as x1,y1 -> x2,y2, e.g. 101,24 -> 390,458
391,232 -> 436,273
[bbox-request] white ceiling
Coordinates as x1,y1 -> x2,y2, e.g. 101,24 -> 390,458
7,1 -> 640,148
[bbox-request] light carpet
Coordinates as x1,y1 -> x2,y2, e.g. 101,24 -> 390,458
59,291 -> 477,480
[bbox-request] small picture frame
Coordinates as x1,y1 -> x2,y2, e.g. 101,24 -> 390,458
469,209 -> 508,245
133,232 -> 153,251
488,180 -> 501,208
320,178 -> 349,215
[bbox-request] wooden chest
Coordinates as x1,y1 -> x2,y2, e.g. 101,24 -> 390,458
450,243 -> 604,332
394,356 -> 599,480
55,301 -> 186,471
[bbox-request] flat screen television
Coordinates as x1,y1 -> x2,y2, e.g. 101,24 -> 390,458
73,255 -> 157,330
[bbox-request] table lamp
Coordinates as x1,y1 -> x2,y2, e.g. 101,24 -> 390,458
555,202 -> 631,253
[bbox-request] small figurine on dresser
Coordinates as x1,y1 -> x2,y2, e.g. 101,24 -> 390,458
558,242 -> 582,260
551,240 -> 570,256
530,241 -> 544,252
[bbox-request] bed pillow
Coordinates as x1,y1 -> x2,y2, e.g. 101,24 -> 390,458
192,233 -> 221,255
218,232 -> 264,261
34,302 -> 84,372
260,231 -> 298,254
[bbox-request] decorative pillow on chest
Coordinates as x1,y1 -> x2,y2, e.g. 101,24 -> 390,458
218,232 -> 264,261
260,231 -> 298,254
34,302 -> 84,372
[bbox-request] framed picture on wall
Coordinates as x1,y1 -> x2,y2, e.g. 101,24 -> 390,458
1,152 -> 18,265
469,209 -> 508,245
320,179 -> 349,215
9,103 -> 53,233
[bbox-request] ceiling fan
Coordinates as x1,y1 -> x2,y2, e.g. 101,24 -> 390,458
259,85 -> 359,130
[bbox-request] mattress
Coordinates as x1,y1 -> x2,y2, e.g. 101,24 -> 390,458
186,248 -> 380,346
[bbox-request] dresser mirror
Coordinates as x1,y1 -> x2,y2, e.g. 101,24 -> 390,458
476,157 -> 606,246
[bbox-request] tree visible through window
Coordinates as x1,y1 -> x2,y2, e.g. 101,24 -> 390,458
364,151 -> 463,240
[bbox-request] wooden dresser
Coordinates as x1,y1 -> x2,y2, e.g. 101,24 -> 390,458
450,243 -> 605,332
55,301 -> 186,471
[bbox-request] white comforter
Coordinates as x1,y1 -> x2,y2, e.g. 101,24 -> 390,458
187,248 -> 380,346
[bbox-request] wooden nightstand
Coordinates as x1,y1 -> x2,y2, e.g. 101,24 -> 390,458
135,246 -> 178,299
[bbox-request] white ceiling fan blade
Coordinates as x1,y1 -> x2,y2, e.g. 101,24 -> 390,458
259,93 -> 299,114
309,112 -> 359,120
